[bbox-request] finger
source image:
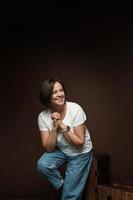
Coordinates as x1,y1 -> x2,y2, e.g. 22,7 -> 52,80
53,119 -> 58,127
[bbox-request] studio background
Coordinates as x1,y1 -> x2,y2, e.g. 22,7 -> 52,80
0,2 -> 133,198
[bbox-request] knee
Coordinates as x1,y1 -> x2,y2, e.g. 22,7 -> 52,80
36,158 -> 53,175
37,158 -> 46,174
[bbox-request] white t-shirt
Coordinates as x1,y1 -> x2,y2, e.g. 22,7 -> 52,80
38,101 -> 93,156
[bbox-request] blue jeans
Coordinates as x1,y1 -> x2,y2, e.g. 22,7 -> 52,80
37,148 -> 93,200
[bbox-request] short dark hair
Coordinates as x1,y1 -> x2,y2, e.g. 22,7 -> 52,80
39,78 -> 66,109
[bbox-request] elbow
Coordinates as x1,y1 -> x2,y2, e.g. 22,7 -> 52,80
79,138 -> 84,146
42,143 -> 55,153
75,140 -> 84,149
44,146 -> 55,153
46,148 -> 54,153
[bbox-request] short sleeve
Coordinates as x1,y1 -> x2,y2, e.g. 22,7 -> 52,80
38,113 -> 48,131
73,108 -> 87,127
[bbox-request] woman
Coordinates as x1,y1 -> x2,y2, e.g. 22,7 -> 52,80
37,78 -> 93,200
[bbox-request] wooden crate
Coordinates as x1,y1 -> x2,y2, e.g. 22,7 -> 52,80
83,153 -> 110,200
113,182 -> 133,190
98,185 -> 133,200
126,191 -> 133,200
98,185 -> 126,200
113,182 -> 133,200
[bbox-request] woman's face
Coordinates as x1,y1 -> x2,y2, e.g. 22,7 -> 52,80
51,81 -> 65,107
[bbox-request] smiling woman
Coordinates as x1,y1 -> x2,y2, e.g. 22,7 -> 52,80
37,78 -> 93,200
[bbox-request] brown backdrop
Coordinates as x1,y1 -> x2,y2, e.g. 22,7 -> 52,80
0,3 -> 133,198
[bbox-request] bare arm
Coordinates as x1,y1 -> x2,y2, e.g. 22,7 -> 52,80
58,120 -> 85,148
40,120 -> 58,152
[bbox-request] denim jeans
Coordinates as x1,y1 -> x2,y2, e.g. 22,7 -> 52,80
37,148 -> 93,200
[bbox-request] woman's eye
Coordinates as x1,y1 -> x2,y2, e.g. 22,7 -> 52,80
52,91 -> 56,95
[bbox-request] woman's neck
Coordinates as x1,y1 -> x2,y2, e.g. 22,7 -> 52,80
51,102 -> 66,114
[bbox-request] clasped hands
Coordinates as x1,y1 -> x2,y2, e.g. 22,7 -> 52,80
51,112 -> 66,131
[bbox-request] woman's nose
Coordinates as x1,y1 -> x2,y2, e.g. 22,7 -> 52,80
57,91 -> 62,96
